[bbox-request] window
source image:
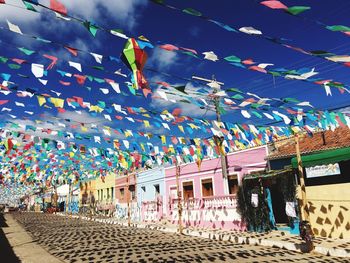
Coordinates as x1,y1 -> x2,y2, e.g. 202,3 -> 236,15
107,188 -> 110,199
101,189 -> 104,200
120,188 -> 125,200
170,186 -> 177,199
228,175 -> 239,195
141,186 -> 146,193
154,184 -> 160,195
97,190 -> 100,200
183,181 -> 194,200
129,185 -> 136,200
202,178 -> 214,197
111,187 -> 114,200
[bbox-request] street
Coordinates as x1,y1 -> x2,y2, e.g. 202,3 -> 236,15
9,213 -> 348,263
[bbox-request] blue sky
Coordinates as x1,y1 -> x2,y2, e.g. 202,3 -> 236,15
1,0 -> 350,149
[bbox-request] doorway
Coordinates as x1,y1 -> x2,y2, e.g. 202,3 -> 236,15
269,183 -> 288,224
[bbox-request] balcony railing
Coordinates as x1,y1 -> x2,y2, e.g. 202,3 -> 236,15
170,194 -> 237,210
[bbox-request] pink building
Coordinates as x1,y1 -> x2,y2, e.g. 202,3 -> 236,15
165,145 -> 268,230
114,175 -> 140,220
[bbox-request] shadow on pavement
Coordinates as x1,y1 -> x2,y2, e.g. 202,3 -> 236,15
0,213 -> 21,263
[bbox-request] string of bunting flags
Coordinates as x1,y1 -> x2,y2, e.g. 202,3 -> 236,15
0,6 -> 349,96
0,0 -> 350,192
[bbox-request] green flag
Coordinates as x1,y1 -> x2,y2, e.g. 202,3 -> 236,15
286,6 -> 310,15
23,1 -> 37,12
183,8 -> 202,17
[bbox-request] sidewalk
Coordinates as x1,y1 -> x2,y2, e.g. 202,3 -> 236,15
2,213 -> 63,263
60,213 -> 350,258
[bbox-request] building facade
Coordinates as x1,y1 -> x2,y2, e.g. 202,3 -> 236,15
165,145 -> 268,230
268,127 -> 350,239
114,174 -> 139,220
78,179 -> 96,213
136,167 -> 165,222
95,173 -> 116,216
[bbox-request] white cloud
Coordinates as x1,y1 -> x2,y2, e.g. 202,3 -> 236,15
138,124 -> 168,136
3,113 -> 66,140
340,107 -> 350,114
0,0 -> 39,23
60,0 -> 147,30
148,48 -> 179,70
0,0 -> 147,30
58,110 -> 108,128
150,82 -> 216,118
0,0 -> 147,48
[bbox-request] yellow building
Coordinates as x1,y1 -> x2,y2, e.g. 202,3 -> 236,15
78,179 -> 96,207
268,128 -> 350,239
94,172 -> 116,214
303,182 -> 350,239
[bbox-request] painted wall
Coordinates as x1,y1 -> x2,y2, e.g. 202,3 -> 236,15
305,183 -> 350,239
78,179 -> 96,206
95,172 -> 116,203
136,167 -> 165,221
115,175 -> 136,203
165,146 -> 268,230
269,155 -> 350,239
114,175 -> 140,220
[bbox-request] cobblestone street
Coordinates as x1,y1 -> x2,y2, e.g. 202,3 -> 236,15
9,213 -> 349,263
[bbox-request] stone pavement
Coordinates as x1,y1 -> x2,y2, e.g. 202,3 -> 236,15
12,212 -> 348,262
65,213 -> 350,258
1,213 -> 63,263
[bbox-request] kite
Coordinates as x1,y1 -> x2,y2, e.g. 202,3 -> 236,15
120,38 -> 149,93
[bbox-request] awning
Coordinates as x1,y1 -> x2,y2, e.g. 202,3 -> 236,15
244,169 -> 292,180
291,147 -> 350,168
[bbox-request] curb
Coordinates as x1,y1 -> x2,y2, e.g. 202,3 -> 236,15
58,213 -> 350,258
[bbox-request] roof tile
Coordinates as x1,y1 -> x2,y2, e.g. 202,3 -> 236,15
267,127 -> 350,160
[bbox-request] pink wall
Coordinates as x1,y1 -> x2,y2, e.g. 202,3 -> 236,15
115,175 -> 136,203
165,146 -> 268,198
164,146 -> 268,230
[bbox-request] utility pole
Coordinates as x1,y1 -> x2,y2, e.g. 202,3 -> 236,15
175,160 -> 183,234
295,134 -> 314,251
127,173 -> 131,227
66,183 -> 71,213
192,75 -> 229,194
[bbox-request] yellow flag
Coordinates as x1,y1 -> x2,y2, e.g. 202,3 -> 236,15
178,125 -> 184,133
90,105 -> 103,113
50,97 -> 64,108
188,123 -> 199,129
160,135 -> 166,144
143,120 -> 150,127
37,96 -> 46,106
140,143 -> 145,152
193,138 -> 201,146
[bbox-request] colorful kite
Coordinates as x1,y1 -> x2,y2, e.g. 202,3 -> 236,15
120,38 -> 149,94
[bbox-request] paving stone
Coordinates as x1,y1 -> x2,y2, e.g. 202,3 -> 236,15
12,212 -> 350,262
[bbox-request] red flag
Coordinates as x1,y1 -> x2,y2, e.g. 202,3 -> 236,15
261,1 -> 287,9
50,0 -> 67,15
12,58 -> 26,64
0,100 -> 9,105
64,46 -> 78,56
43,54 -> 58,70
142,88 -> 152,98
74,74 -> 87,85
5,138 -> 13,155
59,80 -> 71,86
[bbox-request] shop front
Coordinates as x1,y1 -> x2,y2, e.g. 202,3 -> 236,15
238,169 -> 300,234
291,147 -> 350,239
